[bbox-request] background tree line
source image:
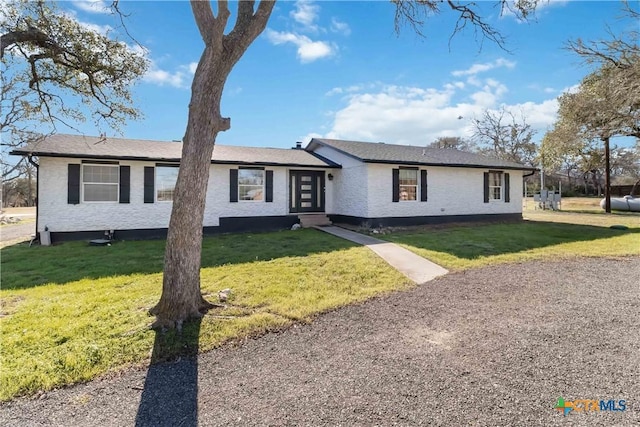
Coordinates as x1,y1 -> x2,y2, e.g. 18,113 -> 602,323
428,2 -> 639,198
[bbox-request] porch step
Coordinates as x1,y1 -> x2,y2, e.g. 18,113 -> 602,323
298,214 -> 332,228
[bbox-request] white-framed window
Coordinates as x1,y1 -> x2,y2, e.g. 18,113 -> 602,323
82,164 -> 119,202
238,168 -> 264,201
399,168 -> 418,201
489,171 -> 503,201
156,166 -> 179,202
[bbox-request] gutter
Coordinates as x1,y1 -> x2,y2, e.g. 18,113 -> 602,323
27,154 -> 39,244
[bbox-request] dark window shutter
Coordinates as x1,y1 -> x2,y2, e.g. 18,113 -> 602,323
504,173 -> 510,203
420,170 -> 428,202
265,170 -> 273,203
483,172 -> 490,203
68,164 -> 80,205
392,169 -> 400,202
229,169 -> 238,203
144,167 -> 155,203
119,166 -> 130,204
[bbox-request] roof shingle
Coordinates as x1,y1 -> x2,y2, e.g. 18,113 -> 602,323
308,138 -> 536,171
11,134 -> 339,168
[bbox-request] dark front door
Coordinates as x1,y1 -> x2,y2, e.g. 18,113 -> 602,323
290,170 -> 325,213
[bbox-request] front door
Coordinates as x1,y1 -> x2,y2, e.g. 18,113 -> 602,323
290,170 -> 325,213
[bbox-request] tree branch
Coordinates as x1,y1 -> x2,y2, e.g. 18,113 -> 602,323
225,0 -> 275,62
190,0 -> 217,42
1,28 -> 53,58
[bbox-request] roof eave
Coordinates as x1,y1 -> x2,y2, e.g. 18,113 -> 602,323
306,139 -> 366,163
11,151 -> 340,168
362,159 -> 538,171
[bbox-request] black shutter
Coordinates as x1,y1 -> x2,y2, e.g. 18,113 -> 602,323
420,170 -> 428,202
144,167 -> 155,203
119,166 -> 130,204
483,172 -> 490,203
504,173 -> 510,203
392,169 -> 400,202
68,164 -> 80,205
229,169 -> 238,202
265,170 -> 273,202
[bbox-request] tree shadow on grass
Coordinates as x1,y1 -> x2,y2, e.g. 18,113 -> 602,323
2,229 -> 358,290
383,221 -> 640,260
135,319 -> 202,427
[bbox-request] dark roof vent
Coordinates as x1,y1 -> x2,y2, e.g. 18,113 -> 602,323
294,141 -> 302,149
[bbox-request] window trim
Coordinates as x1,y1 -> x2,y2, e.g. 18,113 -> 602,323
399,167 -> 419,202
81,163 -> 120,203
238,167 -> 265,202
488,171 -> 503,202
155,164 -> 179,203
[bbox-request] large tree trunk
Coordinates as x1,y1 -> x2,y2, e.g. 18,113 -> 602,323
150,0 -> 275,330
150,46 -> 230,329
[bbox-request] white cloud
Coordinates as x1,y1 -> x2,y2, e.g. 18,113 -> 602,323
73,0 -> 111,14
265,29 -> 335,63
290,0 -> 320,29
320,79 -> 559,145
301,132 -> 323,144
330,18 -> 351,36
143,62 -> 198,88
325,84 -> 367,96
452,58 -> 516,77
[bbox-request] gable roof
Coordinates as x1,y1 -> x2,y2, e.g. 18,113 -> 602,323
307,138 -> 537,171
11,134 -> 340,168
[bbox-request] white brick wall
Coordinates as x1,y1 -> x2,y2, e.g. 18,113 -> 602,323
366,163 -> 523,218
37,148 -> 523,234
313,146 -> 368,218
38,157 -> 334,233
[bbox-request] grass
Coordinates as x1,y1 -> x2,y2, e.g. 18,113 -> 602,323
1,206 -> 638,401
380,210 -> 640,271
0,229 -> 411,401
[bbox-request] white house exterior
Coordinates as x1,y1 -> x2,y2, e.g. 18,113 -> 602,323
12,134 -> 535,242
308,138 -> 530,227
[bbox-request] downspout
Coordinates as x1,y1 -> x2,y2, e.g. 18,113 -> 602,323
27,154 -> 39,244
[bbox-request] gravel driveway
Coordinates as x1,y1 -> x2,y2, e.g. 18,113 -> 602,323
0,222 -> 35,243
1,257 -> 639,426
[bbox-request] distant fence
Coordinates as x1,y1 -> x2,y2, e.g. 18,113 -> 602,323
611,185 -> 638,197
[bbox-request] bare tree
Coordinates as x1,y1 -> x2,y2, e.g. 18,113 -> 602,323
471,107 -> 538,166
427,136 -> 476,151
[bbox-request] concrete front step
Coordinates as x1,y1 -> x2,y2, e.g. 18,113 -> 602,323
298,214 -> 332,228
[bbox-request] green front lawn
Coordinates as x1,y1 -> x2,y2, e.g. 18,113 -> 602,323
380,211 -> 640,270
0,229 -> 411,401
1,211 -> 638,401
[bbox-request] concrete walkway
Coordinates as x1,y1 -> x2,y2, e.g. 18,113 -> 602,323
316,226 -> 448,283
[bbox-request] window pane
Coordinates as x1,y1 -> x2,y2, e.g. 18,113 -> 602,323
490,172 -> 502,186
291,175 -> 296,208
238,169 -> 264,201
156,166 -> 179,201
83,165 -> 118,183
239,185 -> 263,201
399,185 -> 417,201
84,184 -> 118,201
399,169 -> 417,185
238,169 -> 264,185
491,187 -> 501,200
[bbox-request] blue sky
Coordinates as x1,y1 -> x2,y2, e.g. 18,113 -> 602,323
23,1 -> 640,148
